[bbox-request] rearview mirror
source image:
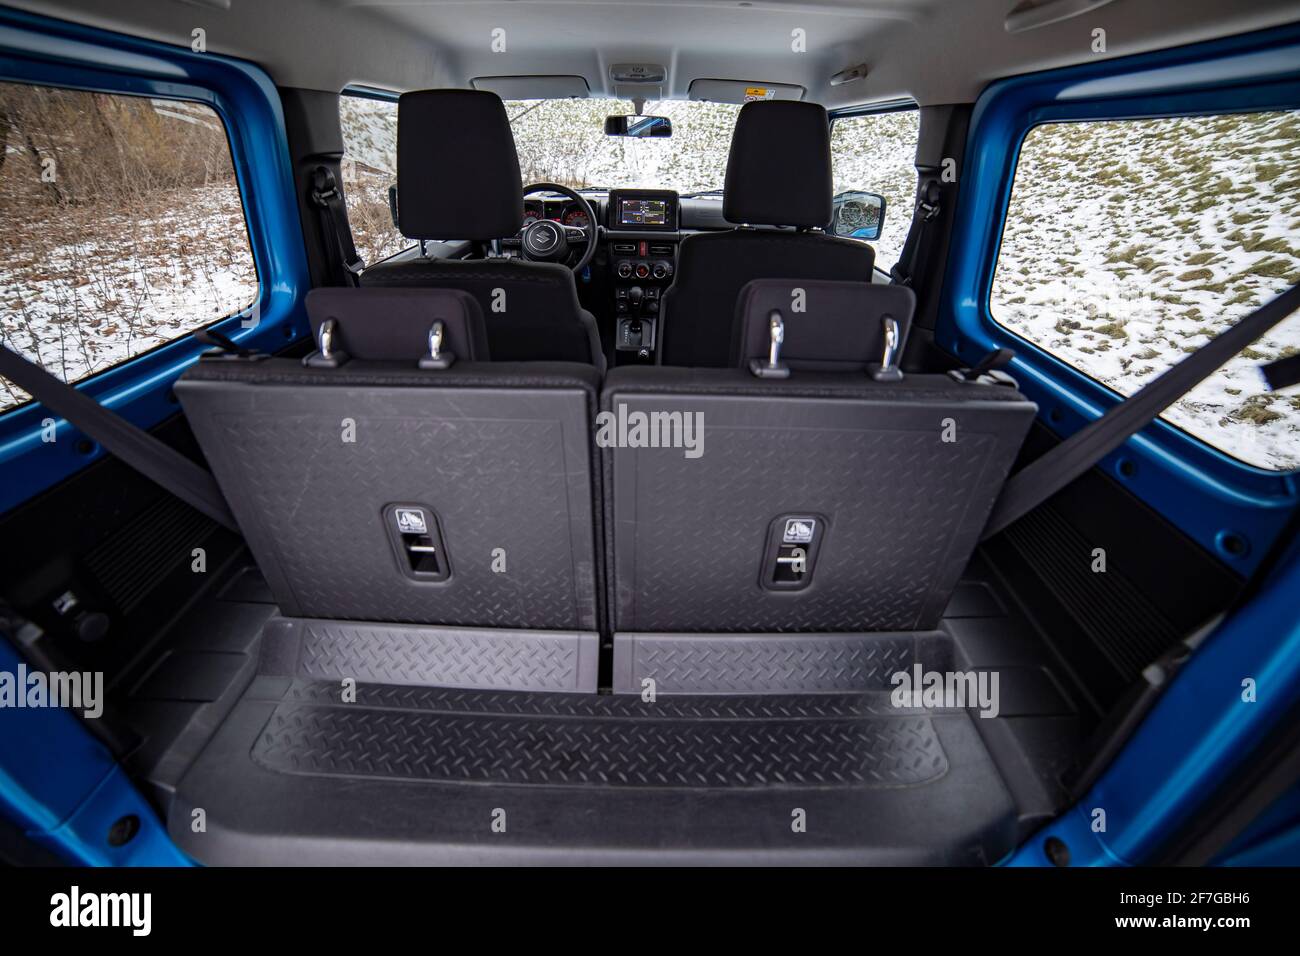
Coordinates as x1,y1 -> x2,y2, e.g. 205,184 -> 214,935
605,115 -> 672,138
831,190 -> 886,242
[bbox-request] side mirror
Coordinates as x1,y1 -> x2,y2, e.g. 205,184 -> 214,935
605,115 -> 673,138
831,190 -> 886,241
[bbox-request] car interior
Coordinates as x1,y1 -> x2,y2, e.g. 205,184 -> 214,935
1,0 -> 1299,869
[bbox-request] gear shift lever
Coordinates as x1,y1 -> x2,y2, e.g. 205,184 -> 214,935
628,285 -> 644,314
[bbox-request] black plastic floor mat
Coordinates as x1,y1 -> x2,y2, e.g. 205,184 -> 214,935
251,682 -> 948,788
170,675 -> 1016,865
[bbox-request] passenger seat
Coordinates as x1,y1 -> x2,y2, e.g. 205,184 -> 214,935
658,100 -> 877,367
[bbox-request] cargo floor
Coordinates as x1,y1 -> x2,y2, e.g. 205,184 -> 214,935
130,552 -> 1088,865
170,680 -> 1017,865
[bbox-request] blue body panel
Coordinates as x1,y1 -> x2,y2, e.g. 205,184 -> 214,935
938,24 -> 1300,576
0,6 -> 308,865
0,636 -> 190,865
1007,531 -> 1300,865
0,7 -> 311,516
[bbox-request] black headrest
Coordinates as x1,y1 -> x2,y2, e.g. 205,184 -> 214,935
306,287 -> 490,361
731,279 -> 916,370
723,101 -> 833,229
396,90 -> 523,240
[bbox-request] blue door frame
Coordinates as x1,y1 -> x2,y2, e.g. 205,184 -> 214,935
938,23 -> 1300,576
0,6 -> 311,515
0,6 -> 309,865
939,25 -> 1300,865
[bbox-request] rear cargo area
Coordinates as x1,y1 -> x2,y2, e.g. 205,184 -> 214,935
117,549 -> 1087,865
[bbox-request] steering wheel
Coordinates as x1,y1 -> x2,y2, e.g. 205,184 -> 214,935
507,182 -> 599,272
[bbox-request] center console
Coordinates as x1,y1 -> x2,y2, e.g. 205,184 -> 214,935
606,189 -> 679,361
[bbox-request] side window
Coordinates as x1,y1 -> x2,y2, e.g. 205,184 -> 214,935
991,112 -> 1300,472
829,108 -> 921,270
0,82 -> 257,413
338,93 -> 406,264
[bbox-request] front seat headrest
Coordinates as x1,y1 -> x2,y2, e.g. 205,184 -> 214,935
723,100 -> 833,229
395,89 -> 523,241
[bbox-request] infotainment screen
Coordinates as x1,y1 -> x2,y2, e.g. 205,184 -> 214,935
619,198 -> 668,227
609,190 -> 677,230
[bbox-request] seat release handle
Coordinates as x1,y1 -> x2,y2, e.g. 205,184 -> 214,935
749,309 -> 791,379
419,318 -> 456,369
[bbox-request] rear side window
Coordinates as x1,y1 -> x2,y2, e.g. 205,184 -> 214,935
991,111 -> 1300,471
338,93 -> 406,264
830,108 -> 920,270
0,82 -> 258,413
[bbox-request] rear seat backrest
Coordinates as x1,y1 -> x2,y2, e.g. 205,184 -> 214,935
602,281 -> 1036,633
177,289 -> 601,630
730,278 -> 917,372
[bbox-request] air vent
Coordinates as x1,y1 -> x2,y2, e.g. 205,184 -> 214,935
611,242 -> 637,254
648,243 -> 674,257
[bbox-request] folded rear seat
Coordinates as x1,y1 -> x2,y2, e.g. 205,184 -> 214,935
177,288 -> 602,637
607,279 -> 1036,636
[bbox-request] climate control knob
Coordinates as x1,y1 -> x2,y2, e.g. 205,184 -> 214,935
616,261 -> 633,279
634,262 -> 650,279
652,261 -> 671,279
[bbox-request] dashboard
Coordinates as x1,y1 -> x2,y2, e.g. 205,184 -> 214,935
520,189 -> 681,232
522,197 -> 591,229
505,188 -> 876,366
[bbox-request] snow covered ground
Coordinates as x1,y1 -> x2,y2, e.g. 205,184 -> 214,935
4,96 -> 1296,472
0,182 -> 257,411
992,111 -> 1300,471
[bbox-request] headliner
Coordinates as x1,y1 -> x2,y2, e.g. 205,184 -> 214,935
7,0 -> 1300,106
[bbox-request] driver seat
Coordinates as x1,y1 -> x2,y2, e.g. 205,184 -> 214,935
361,90 -> 604,369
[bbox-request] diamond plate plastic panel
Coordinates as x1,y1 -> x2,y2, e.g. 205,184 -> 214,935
612,630 -> 952,694
250,685 -> 948,788
179,378 -> 598,629
603,377 -> 1035,632
259,617 -> 598,693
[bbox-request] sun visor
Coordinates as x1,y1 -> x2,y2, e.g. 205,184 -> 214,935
687,79 -> 805,104
471,75 -> 591,100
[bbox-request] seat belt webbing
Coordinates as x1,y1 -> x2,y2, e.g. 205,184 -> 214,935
890,178 -> 941,288
982,281 -> 1300,541
310,166 -> 364,287
0,344 -> 240,532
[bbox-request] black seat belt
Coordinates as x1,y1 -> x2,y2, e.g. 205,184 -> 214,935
0,343 -> 240,532
982,281 -> 1300,541
310,166 -> 364,287
1261,352 -> 1300,392
890,178 -> 941,288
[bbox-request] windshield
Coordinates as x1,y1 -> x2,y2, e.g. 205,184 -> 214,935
505,98 -> 741,194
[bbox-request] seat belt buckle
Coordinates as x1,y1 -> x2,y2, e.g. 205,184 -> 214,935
194,329 -> 269,363
949,347 -> 1016,386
